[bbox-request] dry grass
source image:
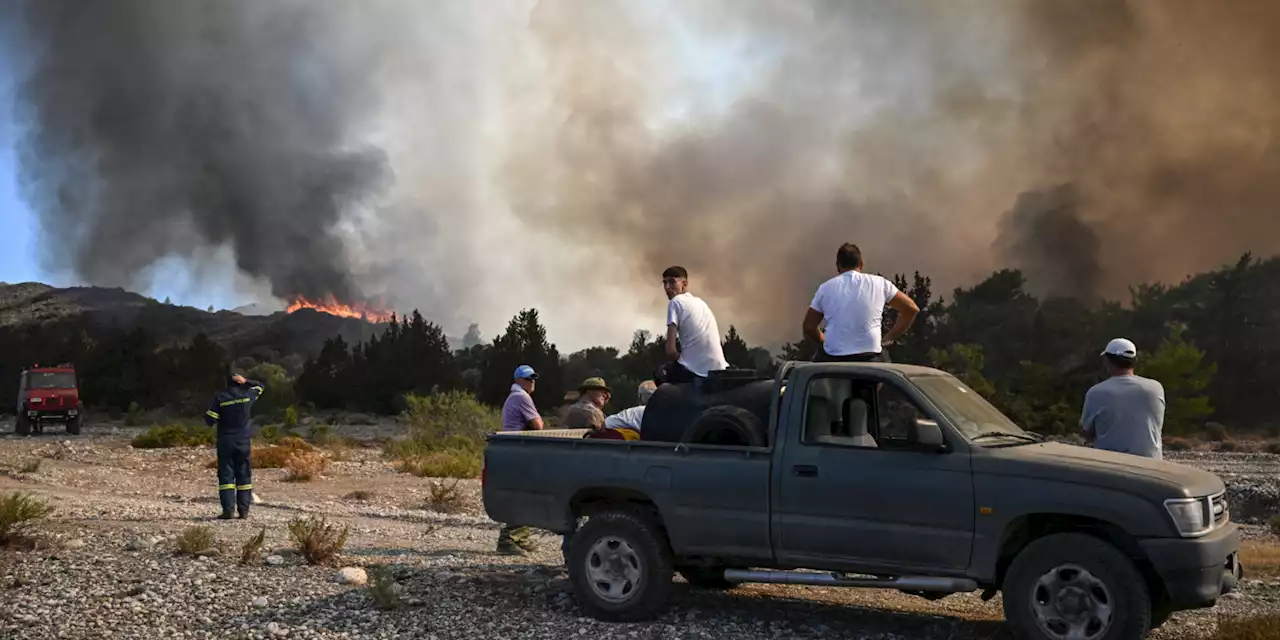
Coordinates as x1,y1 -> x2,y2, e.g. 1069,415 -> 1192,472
19,459 -> 42,473
252,437 -> 317,469
425,479 -> 466,514
287,516 -> 349,565
345,490 -> 375,501
283,450 -> 329,482
1164,437 -> 1195,452
1216,440 -> 1241,452
175,526 -> 215,555
0,492 -> 55,547
1205,423 -> 1229,442
1240,540 -> 1280,578
1211,614 -> 1280,640
240,527 -> 267,566
1267,441 -> 1280,455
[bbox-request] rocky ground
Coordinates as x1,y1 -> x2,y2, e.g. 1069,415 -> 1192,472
1,420 -> 1277,640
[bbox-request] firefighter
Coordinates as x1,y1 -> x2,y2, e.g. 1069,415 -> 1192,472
203,373 -> 265,520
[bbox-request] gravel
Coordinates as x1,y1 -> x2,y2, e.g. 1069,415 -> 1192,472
1,420 -> 1278,639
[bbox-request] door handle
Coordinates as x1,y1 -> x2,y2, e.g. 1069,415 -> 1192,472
792,464 -> 818,477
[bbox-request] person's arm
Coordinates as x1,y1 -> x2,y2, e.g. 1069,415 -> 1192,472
204,396 -> 221,427
1080,390 -> 1096,443
245,379 -> 265,403
664,299 -> 681,360
883,291 -> 919,345
803,283 -> 826,346
521,396 -> 544,431
802,307 -> 825,346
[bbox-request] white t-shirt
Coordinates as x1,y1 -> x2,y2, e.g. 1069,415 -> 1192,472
605,406 -> 645,431
666,292 -> 730,377
809,271 -> 900,356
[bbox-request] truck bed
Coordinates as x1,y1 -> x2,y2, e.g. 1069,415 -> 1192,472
483,431 -> 774,561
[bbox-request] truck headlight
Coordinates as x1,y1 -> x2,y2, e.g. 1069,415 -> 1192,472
1165,497 -> 1211,537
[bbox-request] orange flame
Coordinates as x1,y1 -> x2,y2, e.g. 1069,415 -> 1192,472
286,294 -> 394,323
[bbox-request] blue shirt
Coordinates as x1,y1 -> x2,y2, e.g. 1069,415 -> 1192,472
1081,374 -> 1166,459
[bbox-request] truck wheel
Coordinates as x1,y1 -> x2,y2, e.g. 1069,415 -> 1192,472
682,406 -> 766,447
567,509 -> 674,622
678,565 -> 739,590
1003,533 -> 1151,640
16,414 -> 31,436
67,414 -> 83,435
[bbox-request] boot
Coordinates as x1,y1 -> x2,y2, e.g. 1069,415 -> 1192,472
218,488 -> 236,520
237,489 -> 252,519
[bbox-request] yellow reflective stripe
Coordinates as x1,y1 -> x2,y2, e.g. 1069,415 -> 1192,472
218,484 -> 236,490
219,397 -> 251,407
206,411 -> 220,419
236,484 -> 252,490
250,386 -> 264,393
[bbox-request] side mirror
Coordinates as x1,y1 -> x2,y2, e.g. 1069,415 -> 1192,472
912,418 -> 945,449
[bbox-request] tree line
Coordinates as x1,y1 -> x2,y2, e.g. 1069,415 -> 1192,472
3,253 -> 1274,436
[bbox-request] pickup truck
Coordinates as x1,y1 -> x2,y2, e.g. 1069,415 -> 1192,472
482,362 -> 1243,640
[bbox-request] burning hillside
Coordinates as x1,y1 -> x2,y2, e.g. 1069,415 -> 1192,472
286,295 -> 394,324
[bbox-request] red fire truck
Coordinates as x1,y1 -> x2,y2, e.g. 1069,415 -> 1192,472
15,363 -> 83,436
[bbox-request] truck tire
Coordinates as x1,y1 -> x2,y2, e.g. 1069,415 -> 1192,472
678,565 -> 739,590
1002,533 -> 1151,640
681,406 -> 766,447
567,509 -> 675,622
15,413 -> 31,436
67,414 -> 82,435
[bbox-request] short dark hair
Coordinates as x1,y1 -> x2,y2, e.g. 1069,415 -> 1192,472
836,243 -> 863,270
662,266 -> 688,280
1104,353 -> 1136,370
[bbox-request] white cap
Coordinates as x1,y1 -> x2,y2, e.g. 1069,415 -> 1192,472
1101,338 -> 1137,359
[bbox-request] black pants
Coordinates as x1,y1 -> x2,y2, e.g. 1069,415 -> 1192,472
216,438 -> 253,516
654,360 -> 698,386
813,349 -> 891,363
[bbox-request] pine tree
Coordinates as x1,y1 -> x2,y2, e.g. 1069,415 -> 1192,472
722,325 -> 752,369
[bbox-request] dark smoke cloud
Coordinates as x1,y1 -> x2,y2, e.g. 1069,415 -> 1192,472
5,0 -> 390,303
994,185 -> 1100,300
4,0 -> 1280,350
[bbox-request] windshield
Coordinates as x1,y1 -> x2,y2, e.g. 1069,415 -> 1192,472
25,371 -> 77,389
910,374 -> 1028,441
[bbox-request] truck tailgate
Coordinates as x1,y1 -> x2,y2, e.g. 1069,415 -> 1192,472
483,434 -> 773,560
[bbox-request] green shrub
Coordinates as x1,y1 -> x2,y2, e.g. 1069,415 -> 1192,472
1269,515 -> 1280,537
366,566 -> 402,610
1205,422 -> 1229,442
124,401 -> 144,427
284,405 -> 299,430
132,423 -> 216,449
384,392 -> 493,479
0,492 -> 55,546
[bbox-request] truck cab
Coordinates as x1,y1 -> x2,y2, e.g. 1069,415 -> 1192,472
16,364 -> 83,436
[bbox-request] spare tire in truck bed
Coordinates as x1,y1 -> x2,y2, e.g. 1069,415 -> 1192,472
639,376 -> 774,445
681,405 -> 766,447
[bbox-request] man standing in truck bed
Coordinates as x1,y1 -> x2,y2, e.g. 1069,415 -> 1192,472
657,265 -> 729,386
803,243 -> 919,362
204,373 -> 265,520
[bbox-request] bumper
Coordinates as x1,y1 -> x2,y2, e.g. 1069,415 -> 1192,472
26,408 -> 79,422
1140,522 -> 1242,610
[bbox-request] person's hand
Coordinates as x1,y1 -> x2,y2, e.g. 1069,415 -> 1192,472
232,374 -> 246,385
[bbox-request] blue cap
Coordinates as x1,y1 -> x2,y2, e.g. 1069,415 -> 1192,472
513,365 -> 538,380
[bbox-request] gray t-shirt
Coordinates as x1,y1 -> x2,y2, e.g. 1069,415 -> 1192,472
1081,375 -> 1166,459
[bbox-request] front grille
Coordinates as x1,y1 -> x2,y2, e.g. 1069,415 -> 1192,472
1210,492 -> 1228,525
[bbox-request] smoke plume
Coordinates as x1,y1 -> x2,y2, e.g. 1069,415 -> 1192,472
3,0 -> 1279,350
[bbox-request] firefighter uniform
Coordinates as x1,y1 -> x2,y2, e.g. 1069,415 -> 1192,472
204,378 -> 265,519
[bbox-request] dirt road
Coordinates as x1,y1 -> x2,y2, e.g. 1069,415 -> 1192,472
1,423 -> 1277,639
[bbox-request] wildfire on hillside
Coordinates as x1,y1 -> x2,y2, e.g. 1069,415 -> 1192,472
286,294 -> 394,323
